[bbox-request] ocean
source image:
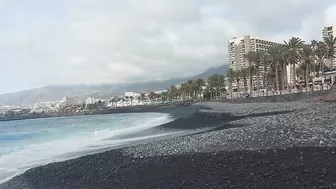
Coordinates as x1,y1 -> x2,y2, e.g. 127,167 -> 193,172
0,113 -> 177,184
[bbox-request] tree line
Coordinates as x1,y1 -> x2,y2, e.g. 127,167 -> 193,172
162,75 -> 226,102
106,75 -> 226,106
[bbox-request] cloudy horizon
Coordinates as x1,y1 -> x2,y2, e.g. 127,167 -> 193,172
0,0 -> 336,94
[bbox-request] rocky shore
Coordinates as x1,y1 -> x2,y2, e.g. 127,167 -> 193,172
1,101 -> 336,189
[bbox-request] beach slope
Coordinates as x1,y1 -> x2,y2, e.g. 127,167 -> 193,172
1,101 -> 336,189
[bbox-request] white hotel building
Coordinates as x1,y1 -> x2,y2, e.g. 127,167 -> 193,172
228,35 -> 293,92
322,25 -> 336,68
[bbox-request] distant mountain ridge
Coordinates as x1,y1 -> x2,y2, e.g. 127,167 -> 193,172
0,64 -> 228,106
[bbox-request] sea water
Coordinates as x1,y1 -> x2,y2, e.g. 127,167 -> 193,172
0,113 -> 175,184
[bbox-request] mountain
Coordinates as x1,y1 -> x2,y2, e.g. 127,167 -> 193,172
191,64 -> 228,79
0,64 -> 228,106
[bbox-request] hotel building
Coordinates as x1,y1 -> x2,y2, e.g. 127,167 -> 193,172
228,35 -> 285,91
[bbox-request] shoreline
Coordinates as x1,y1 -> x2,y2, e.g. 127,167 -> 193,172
1,101 -> 336,188
0,102 -> 194,122
1,86 -> 335,122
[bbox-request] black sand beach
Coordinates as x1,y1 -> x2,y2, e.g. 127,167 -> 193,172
1,101 -> 336,189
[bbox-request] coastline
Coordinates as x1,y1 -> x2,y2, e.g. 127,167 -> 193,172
1,86 -> 335,122
1,101 -> 336,188
0,102 -> 194,122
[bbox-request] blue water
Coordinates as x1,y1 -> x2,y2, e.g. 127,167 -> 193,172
0,113 -> 175,183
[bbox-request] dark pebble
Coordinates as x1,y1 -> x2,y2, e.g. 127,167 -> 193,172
1,147 -> 336,189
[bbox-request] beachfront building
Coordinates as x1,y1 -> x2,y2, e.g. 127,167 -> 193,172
154,89 -> 168,94
84,96 -> 96,109
124,92 -> 143,106
322,25 -> 336,68
228,35 -> 284,92
30,101 -> 60,113
124,92 -> 135,97
322,25 -> 336,38
175,84 -> 181,89
85,96 -> 96,105
312,70 -> 336,90
57,96 -> 82,107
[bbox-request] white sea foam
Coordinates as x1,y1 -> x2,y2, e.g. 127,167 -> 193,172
0,113 -> 176,184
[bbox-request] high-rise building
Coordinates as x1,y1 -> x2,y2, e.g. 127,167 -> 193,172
322,25 -> 336,68
228,35 -> 282,71
228,35 -> 283,91
322,25 -> 336,38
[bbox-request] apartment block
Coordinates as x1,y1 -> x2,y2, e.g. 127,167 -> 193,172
228,35 -> 282,71
322,25 -> 336,38
322,25 -> 336,68
228,35 -> 283,91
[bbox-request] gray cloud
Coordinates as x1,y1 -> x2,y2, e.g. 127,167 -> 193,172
0,0 -> 335,92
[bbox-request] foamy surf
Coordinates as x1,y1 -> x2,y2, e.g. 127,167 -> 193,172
0,112 -> 175,184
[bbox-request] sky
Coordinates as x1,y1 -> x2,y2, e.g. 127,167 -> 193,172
0,0 -> 336,94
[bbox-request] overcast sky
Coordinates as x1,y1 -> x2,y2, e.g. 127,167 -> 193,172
0,0 -> 335,94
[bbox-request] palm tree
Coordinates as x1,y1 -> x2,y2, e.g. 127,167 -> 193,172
148,92 -> 156,103
195,78 -> 205,100
267,66 -> 277,92
207,74 -> 225,100
122,98 -> 126,106
208,75 -> 218,99
186,80 -> 194,100
109,96 -> 119,107
96,100 -> 105,109
125,96 -> 130,105
316,41 -> 330,84
246,51 -> 263,96
234,69 -> 241,97
279,45 -> 291,91
161,92 -> 168,102
240,68 -> 249,94
245,52 -> 254,95
156,93 -> 162,102
255,52 -> 264,96
299,44 -> 314,89
217,75 -> 225,99
192,82 -> 198,100
139,93 -> 146,104
137,96 -> 142,105
267,45 -> 283,92
261,53 -> 272,96
284,37 -> 305,90
129,96 -> 134,106
109,99 -> 114,107
180,83 -> 188,101
323,34 -> 336,69
227,69 -> 234,99
169,85 -> 178,102
313,41 -> 324,74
